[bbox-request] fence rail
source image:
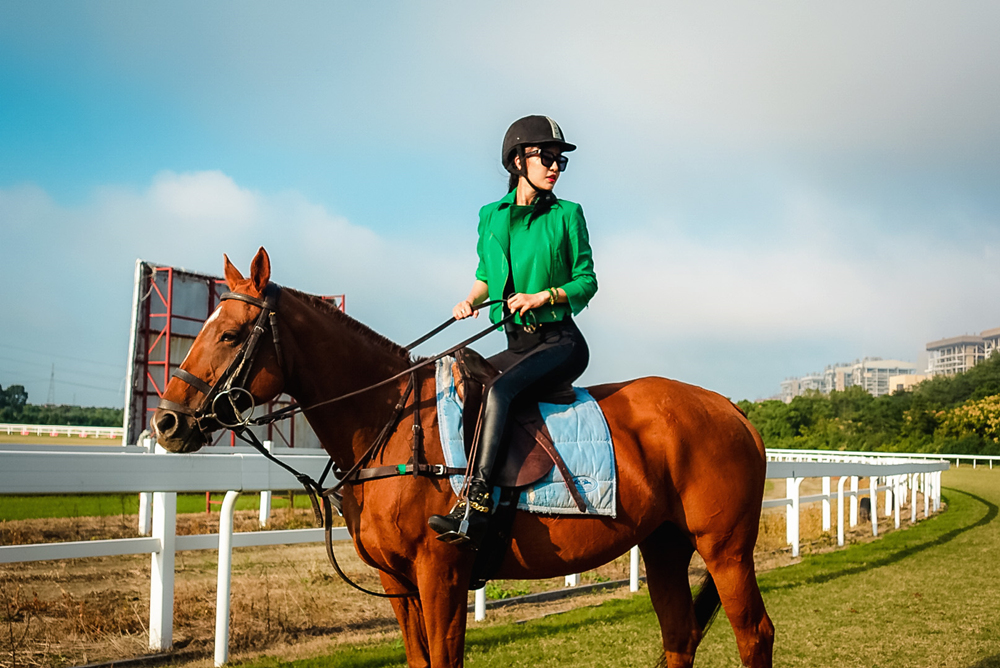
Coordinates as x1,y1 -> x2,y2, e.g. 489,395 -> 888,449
0,422 -> 124,439
0,443 -> 948,666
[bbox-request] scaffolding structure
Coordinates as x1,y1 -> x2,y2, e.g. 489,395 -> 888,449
122,260 -> 343,447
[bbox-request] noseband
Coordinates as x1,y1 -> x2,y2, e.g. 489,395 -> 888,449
157,283 -> 282,432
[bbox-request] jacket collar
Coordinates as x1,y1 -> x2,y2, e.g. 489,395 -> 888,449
497,188 -> 558,217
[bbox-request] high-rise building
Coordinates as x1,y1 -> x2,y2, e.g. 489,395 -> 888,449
780,357 -> 916,402
926,334 -> 987,375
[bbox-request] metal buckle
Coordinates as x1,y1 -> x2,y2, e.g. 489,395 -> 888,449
211,387 -> 256,428
432,464 -> 446,476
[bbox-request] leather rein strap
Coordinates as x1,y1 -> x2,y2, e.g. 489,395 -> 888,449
158,286 -> 502,598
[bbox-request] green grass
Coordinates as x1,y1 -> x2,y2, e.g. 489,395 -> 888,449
227,468 -> 1000,668
0,492 -> 315,521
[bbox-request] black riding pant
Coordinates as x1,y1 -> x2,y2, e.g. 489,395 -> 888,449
472,318 -> 589,484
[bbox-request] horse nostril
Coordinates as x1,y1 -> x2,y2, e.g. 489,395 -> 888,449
155,411 -> 178,437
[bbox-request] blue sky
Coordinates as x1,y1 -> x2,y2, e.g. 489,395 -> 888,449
2,1 -> 1000,408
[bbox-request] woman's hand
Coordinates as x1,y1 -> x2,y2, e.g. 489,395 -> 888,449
507,292 -> 550,317
453,299 -> 478,320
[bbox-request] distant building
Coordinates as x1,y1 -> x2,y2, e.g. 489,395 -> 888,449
780,357 -> 916,402
982,327 -> 1000,359
889,373 -> 930,394
849,358 -> 917,397
926,334 -> 987,376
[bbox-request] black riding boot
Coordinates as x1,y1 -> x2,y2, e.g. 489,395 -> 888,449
427,479 -> 493,548
428,389 -> 507,548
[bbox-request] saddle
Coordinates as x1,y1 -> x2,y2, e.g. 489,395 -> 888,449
452,348 -> 586,589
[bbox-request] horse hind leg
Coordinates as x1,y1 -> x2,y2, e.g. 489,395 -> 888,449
639,522 -> 713,668
695,534 -> 774,668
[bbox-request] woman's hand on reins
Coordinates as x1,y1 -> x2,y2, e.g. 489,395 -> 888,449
453,300 -> 479,320
507,292 -> 550,316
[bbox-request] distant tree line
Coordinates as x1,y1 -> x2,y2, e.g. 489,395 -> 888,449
0,384 -> 123,426
738,354 -> 1000,456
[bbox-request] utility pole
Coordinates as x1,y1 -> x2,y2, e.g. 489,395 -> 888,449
46,363 -> 56,405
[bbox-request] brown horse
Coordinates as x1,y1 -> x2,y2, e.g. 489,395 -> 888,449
153,248 -> 773,667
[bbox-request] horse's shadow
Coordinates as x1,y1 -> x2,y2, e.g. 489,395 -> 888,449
967,655 -> 1000,668
760,488 -> 998,594
324,604 -> 649,668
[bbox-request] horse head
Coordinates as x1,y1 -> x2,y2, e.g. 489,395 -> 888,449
152,247 -> 286,452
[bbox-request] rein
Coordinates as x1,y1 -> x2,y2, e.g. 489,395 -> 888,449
249,299 -> 517,427
159,286 -> 514,598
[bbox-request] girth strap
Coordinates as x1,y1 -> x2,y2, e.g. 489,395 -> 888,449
349,462 -> 466,483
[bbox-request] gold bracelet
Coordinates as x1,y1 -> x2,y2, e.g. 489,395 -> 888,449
547,287 -> 557,305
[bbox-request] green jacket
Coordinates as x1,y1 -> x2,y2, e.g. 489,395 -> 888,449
475,189 -> 598,326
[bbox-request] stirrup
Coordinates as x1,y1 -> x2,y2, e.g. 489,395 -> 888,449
428,489 -> 491,548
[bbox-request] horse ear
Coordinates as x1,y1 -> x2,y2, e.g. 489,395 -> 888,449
223,254 -> 244,290
249,247 -> 271,294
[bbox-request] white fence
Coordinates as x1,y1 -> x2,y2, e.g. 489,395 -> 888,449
0,444 -> 947,666
0,422 -> 124,440
772,447 -> 998,469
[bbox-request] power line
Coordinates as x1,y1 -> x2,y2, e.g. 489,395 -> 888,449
0,342 -> 125,369
0,369 -> 122,394
0,355 -> 127,382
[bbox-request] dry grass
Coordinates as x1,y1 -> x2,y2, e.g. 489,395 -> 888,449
0,491 -> 930,668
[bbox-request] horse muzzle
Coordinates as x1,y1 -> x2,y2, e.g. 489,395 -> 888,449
152,407 -> 209,453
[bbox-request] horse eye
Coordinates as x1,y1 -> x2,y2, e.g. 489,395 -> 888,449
220,330 -> 239,343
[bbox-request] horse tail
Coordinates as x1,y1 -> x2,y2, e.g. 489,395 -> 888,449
693,571 -> 721,631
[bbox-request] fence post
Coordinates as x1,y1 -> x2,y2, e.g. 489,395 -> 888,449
822,476 -> 831,532
850,476 -> 858,527
474,587 -> 486,622
785,477 -> 794,545
259,440 -> 273,527
837,476 -> 847,546
869,476 -> 878,537
910,473 -> 917,523
788,477 -> 803,557
884,477 -> 892,516
138,438 -> 153,536
215,491 -> 241,667
893,476 -> 901,529
922,472 -> 929,518
565,573 -> 580,587
935,471 -> 942,511
149,448 -> 176,651
630,545 -> 640,592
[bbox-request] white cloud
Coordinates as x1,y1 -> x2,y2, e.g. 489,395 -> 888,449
148,170 -> 258,222
594,187 -> 1000,358
0,172 -> 473,404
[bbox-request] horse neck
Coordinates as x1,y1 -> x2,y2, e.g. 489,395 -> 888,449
278,291 -> 411,468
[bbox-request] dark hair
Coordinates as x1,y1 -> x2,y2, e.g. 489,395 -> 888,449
507,172 -> 519,192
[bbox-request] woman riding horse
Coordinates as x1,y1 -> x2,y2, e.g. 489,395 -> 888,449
428,115 -> 597,547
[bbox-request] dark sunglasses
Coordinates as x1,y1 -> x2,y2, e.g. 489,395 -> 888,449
525,148 -> 569,172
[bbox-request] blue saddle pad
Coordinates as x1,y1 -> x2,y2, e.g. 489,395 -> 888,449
434,356 -> 616,517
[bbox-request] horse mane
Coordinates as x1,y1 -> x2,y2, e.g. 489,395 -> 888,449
284,287 -> 411,361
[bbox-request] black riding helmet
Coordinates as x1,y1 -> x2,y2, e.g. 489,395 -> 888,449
502,115 -> 577,176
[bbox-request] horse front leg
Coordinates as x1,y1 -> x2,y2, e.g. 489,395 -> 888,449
381,571 -> 431,667
413,554 -> 474,667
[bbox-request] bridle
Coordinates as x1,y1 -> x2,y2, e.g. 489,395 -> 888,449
157,283 -> 283,434
156,282 -> 517,597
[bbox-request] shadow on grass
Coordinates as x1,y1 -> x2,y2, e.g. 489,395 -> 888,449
967,655 -> 1000,668
240,598 -> 657,668
761,487 -> 998,594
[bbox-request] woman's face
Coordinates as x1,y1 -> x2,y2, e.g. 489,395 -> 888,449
517,144 -> 564,191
